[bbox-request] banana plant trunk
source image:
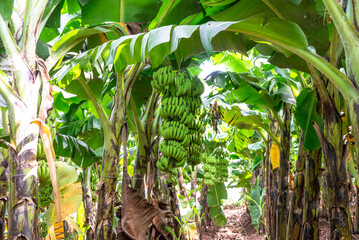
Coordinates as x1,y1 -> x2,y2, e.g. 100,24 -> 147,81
0,108 -> 8,240
312,74 -> 352,239
132,92 -> 159,193
82,167 -> 94,239
270,166 -> 278,239
286,132 -> 305,240
169,183 -> 184,240
356,155 -> 359,233
277,104 -> 291,240
0,150 -> 8,240
302,149 -> 321,240
94,66 -> 140,238
8,107 -> 41,239
264,139 -> 271,236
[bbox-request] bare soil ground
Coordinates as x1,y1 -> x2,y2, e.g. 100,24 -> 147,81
201,204 -> 359,240
202,205 -> 265,240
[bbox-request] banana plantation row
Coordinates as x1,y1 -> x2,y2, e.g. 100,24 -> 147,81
0,0 -> 359,240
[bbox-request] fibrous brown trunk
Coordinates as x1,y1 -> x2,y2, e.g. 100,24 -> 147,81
0,150 -> 8,240
286,132 -> 305,240
356,154 -> 359,233
95,141 -> 120,240
302,149 -> 321,240
7,81 -> 41,239
95,65 -> 141,239
277,104 -> 291,240
270,168 -> 278,240
264,139 -> 271,236
169,183 -> 184,240
312,72 -> 352,239
83,167 -> 95,239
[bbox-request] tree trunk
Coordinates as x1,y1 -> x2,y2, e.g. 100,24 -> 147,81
95,65 -> 141,238
264,139 -> 271,236
313,102 -> 352,239
0,150 -> 8,240
0,108 -> 8,240
190,167 -> 202,240
8,122 -> 40,239
356,154 -> 359,233
286,132 -> 305,240
132,138 -> 148,193
277,104 -> 291,240
302,149 -> 321,240
95,140 -> 120,239
6,77 -> 41,239
200,184 -> 210,234
270,167 -> 278,240
178,169 -> 188,199
83,167 -> 95,239
310,66 -> 352,239
169,183 -> 184,240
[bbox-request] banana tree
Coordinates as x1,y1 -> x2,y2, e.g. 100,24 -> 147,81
45,1 -> 359,239
0,0 -> 123,238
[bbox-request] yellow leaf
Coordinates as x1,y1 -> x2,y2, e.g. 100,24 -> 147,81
270,136 -> 280,170
46,225 -> 56,240
44,182 -> 82,227
32,119 -> 61,221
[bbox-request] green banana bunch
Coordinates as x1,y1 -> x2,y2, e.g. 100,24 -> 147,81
206,156 -> 217,164
188,155 -> 201,165
215,157 -> 229,181
188,144 -> 202,156
180,110 -> 195,127
37,160 -> 51,186
168,168 -> 178,185
37,141 -> 46,159
188,96 -> 202,115
203,162 -> 216,186
160,96 -> 187,119
175,72 -> 192,96
161,120 -> 189,142
190,77 -> 205,97
152,66 -> 175,93
156,156 -> 170,172
38,184 -> 53,208
189,129 -> 203,145
159,140 -> 187,162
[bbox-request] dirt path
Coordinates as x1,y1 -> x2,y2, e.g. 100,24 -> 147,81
201,204 -> 359,240
202,205 -> 265,240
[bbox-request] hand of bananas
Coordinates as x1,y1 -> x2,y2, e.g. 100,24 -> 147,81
154,66 -> 206,172
152,66 -> 175,93
38,160 -> 51,186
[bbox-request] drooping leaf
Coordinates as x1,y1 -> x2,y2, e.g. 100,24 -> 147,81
40,27 -> 60,43
45,0 -> 65,28
247,182 -> 264,230
274,85 -> 296,105
222,106 -> 269,130
81,0 -> 159,25
0,0 -> 14,22
122,185 -> 158,239
207,182 -> 227,227
207,182 -> 227,207
294,88 -> 324,150
149,0 -> 202,30
230,14 -> 308,50
53,134 -> 100,167
47,27 -> 109,69
209,206 -> 227,227
212,0 -> 328,55
44,162 -> 82,227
